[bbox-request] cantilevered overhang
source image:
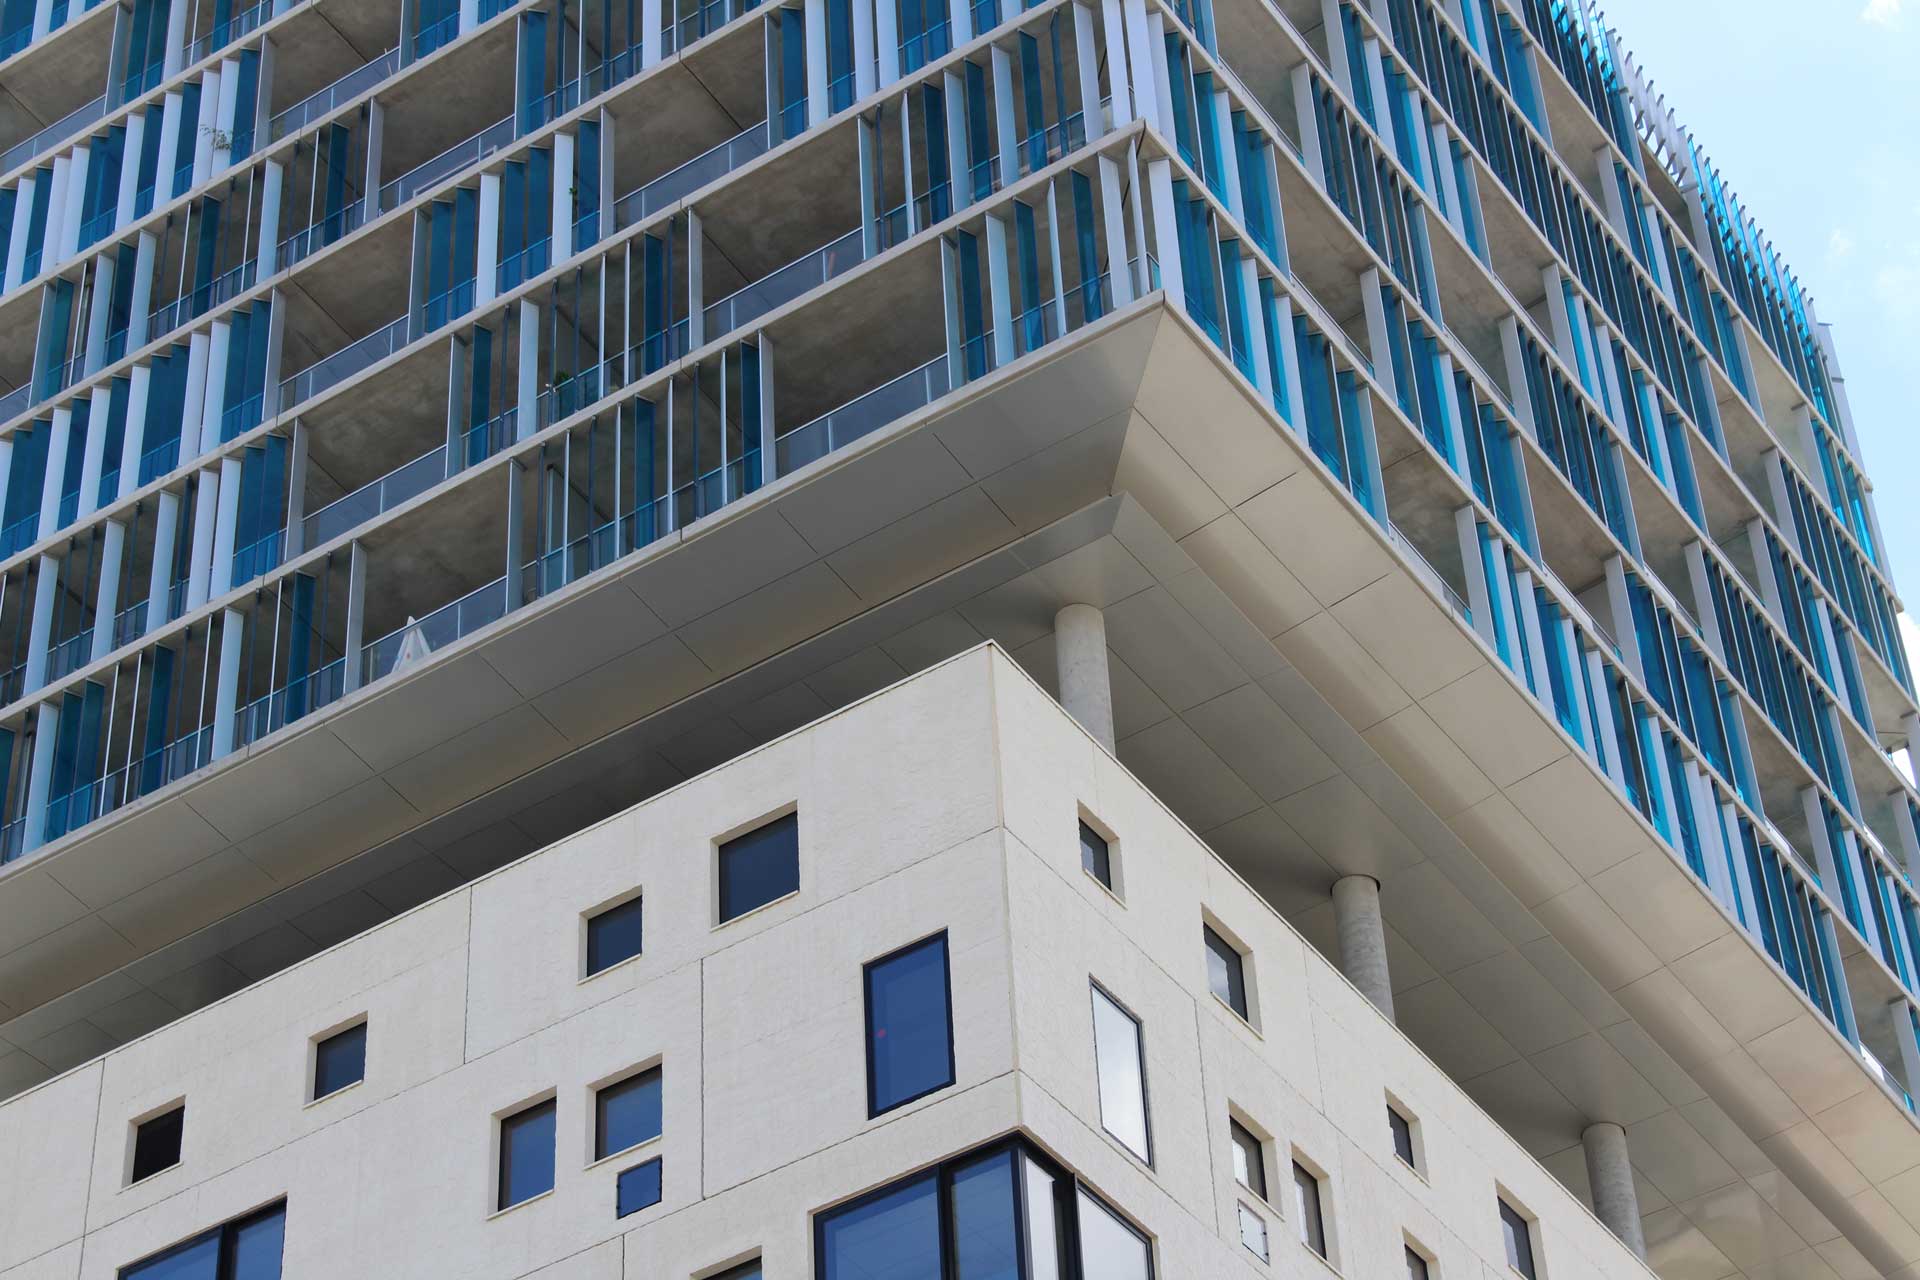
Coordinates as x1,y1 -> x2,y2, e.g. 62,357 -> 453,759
2,296 -> 1918,1278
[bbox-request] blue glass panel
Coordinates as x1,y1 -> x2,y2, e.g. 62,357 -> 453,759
950,1151 -> 1020,1280
499,1099 -> 557,1208
596,1068 -> 662,1157
866,933 -> 953,1115
718,812 -> 799,921
819,1171 -> 941,1280
616,1158 -> 663,1217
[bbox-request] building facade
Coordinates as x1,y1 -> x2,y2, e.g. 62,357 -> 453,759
0,0 -> 1916,1275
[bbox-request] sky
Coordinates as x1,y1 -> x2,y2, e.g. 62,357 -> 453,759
1593,0 -> 1920,597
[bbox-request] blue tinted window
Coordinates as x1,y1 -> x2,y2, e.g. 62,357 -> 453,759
950,1151 -> 1020,1278
865,933 -> 954,1116
313,1022 -> 366,1099
1203,925 -> 1247,1018
711,1264 -> 762,1280
596,1067 -> 662,1159
121,1203 -> 284,1280
586,895 -> 644,975
498,1099 -> 556,1210
718,813 -> 799,922
1500,1198 -> 1537,1278
819,1172 -> 941,1280
615,1157 -> 662,1218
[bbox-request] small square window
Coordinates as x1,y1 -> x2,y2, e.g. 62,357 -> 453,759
312,1022 -> 367,1100
1293,1160 -> 1328,1259
718,812 -> 799,923
1238,1202 -> 1270,1262
1204,923 -> 1249,1020
1388,1103 -> 1416,1169
864,933 -> 955,1116
1499,1198 -> 1538,1279
498,1099 -> 557,1210
1406,1243 -> 1432,1280
615,1157 -> 662,1218
1079,820 -> 1113,889
130,1105 -> 184,1183
585,894 -> 644,976
595,1067 -> 662,1161
1230,1118 -> 1267,1199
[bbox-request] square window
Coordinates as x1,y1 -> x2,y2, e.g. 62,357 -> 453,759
595,1067 -> 662,1160
1499,1198 -> 1537,1279
1406,1244 -> 1432,1280
130,1104 -> 184,1184
615,1157 -> 662,1218
1230,1118 -> 1267,1199
1293,1160 -> 1327,1259
718,812 -> 799,923
1091,983 -> 1151,1165
498,1099 -> 557,1210
1204,923 -> 1249,1019
312,1022 -> 366,1100
1079,819 -> 1113,889
585,894 -> 644,976
1388,1103 -> 1416,1169
864,933 -> 955,1116
1237,1202 -> 1270,1262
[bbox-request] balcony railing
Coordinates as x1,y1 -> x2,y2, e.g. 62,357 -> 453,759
271,48 -> 401,140
279,312 -> 411,407
45,628 -> 94,683
703,226 -> 863,336
233,655 -> 346,748
0,92 -> 106,176
361,575 -> 509,683
613,119 -> 769,228
304,441 -> 451,548
378,114 -> 514,212
774,353 -> 951,475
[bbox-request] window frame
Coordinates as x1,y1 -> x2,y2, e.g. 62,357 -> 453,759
1090,980 -> 1154,1166
117,1199 -> 287,1280
714,807 -> 801,926
1386,1094 -> 1422,1174
862,930 -> 957,1118
494,1094 -> 559,1213
615,1154 -> 663,1218
1292,1156 -> 1331,1262
1404,1239 -> 1435,1280
126,1100 -> 186,1186
1229,1114 -> 1270,1201
1078,811 -> 1121,897
1202,917 -> 1254,1024
1498,1194 -> 1540,1280
308,1017 -> 368,1103
581,887 -> 646,978
591,1063 -> 663,1164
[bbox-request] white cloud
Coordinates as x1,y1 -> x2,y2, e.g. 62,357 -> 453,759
1862,0 -> 1902,25
1830,229 -> 1856,258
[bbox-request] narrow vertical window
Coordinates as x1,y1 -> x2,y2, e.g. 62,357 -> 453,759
312,1022 -> 367,1100
1203,923 -> 1249,1019
130,1104 -> 184,1183
585,894 -> 644,975
1230,1119 -> 1267,1198
864,933 -> 955,1115
1405,1243 -> 1432,1280
1499,1198 -> 1537,1279
1388,1103 -> 1416,1169
1293,1161 -> 1327,1258
718,812 -> 799,922
1091,984 -> 1151,1164
497,1099 -> 557,1210
1079,819 -> 1113,889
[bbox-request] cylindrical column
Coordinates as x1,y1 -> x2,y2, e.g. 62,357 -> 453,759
1582,1122 -> 1646,1259
1332,874 -> 1393,1020
1054,603 -> 1115,751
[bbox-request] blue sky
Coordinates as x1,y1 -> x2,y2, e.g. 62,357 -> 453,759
1593,0 -> 1920,598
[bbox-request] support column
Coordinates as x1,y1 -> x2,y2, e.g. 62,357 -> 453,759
1582,1122 -> 1646,1260
257,161 -> 284,277
1332,874 -> 1393,1019
92,521 -> 126,663
476,171 -> 503,305
209,454 -> 244,594
342,540 -> 368,693
211,607 -> 243,758
1053,603 -> 1114,751
146,489 -> 181,630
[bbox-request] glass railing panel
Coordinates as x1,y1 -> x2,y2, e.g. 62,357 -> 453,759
303,443 -> 449,547
774,354 -> 949,475
0,93 -> 106,175
234,654 -> 346,748
271,49 -> 401,140
702,226 -> 862,335
361,574 -> 509,682
613,120 -> 768,228
378,114 -> 513,211
279,312 -> 409,407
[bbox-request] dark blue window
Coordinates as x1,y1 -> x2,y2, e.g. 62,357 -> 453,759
312,1022 -> 366,1099
819,1170 -> 941,1280
1203,924 -> 1248,1019
1079,820 -> 1112,888
585,894 -> 644,975
615,1157 -> 662,1218
595,1067 -> 662,1160
864,932 -> 954,1116
120,1201 -> 285,1279
718,812 -> 799,922
498,1099 -> 557,1210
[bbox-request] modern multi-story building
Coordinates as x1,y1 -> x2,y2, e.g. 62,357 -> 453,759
0,0 -> 1914,1272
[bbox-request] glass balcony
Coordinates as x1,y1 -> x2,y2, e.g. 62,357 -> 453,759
233,655 -> 346,748
279,313 -> 411,408
361,575 -> 509,683
271,49 -> 402,141
0,93 -> 106,177
613,119 -> 769,228
303,443 -> 451,549
702,226 -> 863,336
